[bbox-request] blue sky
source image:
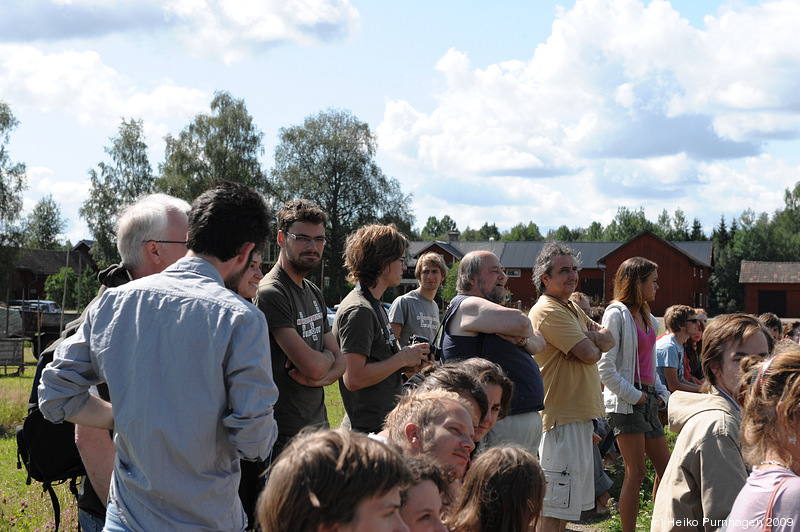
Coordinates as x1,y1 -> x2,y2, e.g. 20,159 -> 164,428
3,0 -> 795,244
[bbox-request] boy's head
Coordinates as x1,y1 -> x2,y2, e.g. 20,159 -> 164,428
663,304 -> 697,335
258,428 -> 411,532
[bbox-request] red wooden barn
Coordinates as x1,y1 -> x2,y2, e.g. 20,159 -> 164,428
739,261 -> 800,317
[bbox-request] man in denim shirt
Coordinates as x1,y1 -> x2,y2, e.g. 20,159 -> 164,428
39,182 -> 278,532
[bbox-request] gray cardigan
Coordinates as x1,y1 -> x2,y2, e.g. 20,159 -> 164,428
597,301 -> 669,414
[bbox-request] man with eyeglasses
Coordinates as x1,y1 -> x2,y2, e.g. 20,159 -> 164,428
334,224 -> 431,434
656,305 -> 702,393
254,199 -> 345,456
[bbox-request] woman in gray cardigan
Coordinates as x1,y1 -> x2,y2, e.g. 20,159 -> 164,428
597,257 -> 671,532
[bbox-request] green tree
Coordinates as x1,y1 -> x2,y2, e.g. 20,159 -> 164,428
0,101 -> 27,296
156,91 -> 268,202
712,215 -> 729,248
270,108 -> 414,300
772,182 -> 800,260
24,194 -> 66,249
502,221 -> 543,241
584,221 -> 604,241
377,177 -> 415,239
672,208 -> 689,241
603,206 -> 654,241
441,259 -> 460,303
80,118 -> 154,265
655,208 -> 689,241
44,266 -> 100,311
655,209 -> 673,240
690,218 -> 706,241
421,215 -> 458,240
547,225 -> 581,241
477,222 -> 501,241
460,226 -> 478,241
709,241 -> 741,314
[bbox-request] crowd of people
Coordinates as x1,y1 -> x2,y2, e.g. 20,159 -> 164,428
33,182 -> 800,532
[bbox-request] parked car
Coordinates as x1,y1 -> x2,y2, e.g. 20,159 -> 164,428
7,299 -> 62,313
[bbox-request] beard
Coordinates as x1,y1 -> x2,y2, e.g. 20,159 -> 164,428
478,277 -> 506,304
286,245 -> 321,274
224,260 -> 250,292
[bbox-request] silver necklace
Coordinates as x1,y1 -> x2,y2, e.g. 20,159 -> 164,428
759,460 -> 793,471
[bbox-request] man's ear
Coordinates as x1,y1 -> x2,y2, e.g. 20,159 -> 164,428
405,423 -> 422,449
235,242 -> 256,266
277,230 -> 286,249
144,240 -> 162,265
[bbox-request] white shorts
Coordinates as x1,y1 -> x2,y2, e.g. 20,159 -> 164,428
538,420 -> 595,521
482,410 -> 543,458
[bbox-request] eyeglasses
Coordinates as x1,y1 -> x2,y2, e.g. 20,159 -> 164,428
285,232 -> 327,245
143,240 -> 187,244
686,318 -> 699,323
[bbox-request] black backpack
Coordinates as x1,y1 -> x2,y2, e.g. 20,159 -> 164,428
16,350 -> 86,532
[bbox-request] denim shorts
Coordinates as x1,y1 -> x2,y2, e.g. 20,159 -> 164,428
607,384 -> 664,439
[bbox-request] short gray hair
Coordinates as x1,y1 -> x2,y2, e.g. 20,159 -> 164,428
456,251 -> 488,293
532,241 -> 581,293
116,194 -> 191,271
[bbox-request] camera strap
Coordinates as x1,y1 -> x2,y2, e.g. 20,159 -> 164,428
356,282 -> 399,354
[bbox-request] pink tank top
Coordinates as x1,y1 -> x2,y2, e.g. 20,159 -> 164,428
635,317 -> 656,385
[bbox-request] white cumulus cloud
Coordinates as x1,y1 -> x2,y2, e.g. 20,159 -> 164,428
379,0 -> 800,232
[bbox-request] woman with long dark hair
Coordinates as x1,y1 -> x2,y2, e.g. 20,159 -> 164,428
597,257 -> 671,532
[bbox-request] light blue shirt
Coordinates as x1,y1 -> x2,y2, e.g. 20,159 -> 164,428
39,257 -> 278,532
656,334 -> 685,387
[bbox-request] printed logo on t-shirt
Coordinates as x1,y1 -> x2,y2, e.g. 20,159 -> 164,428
416,311 -> 438,330
296,300 -> 324,342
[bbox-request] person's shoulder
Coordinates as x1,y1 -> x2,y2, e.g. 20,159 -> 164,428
257,268 -> 289,297
336,291 -> 370,316
459,295 -> 505,320
655,334 -> 674,349
532,295 -> 561,312
529,296 -> 550,320
389,292 -> 409,309
781,474 -> 800,495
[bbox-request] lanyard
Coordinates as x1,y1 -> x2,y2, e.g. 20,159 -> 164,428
356,282 -> 399,354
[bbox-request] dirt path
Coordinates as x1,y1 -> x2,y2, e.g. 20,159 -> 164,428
565,510 -> 614,531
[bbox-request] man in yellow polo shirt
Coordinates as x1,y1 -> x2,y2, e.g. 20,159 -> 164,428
529,242 -> 615,532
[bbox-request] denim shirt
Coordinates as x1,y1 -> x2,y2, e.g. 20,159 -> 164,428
39,257 -> 278,532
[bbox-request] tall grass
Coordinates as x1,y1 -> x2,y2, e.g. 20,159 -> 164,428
0,437 -> 81,531
0,372 -> 32,436
0,360 -> 81,531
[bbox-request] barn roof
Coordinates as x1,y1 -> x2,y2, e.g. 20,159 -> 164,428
739,261 -> 800,284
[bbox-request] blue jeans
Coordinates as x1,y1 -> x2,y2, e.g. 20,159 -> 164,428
103,499 -> 133,532
78,508 -> 105,532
